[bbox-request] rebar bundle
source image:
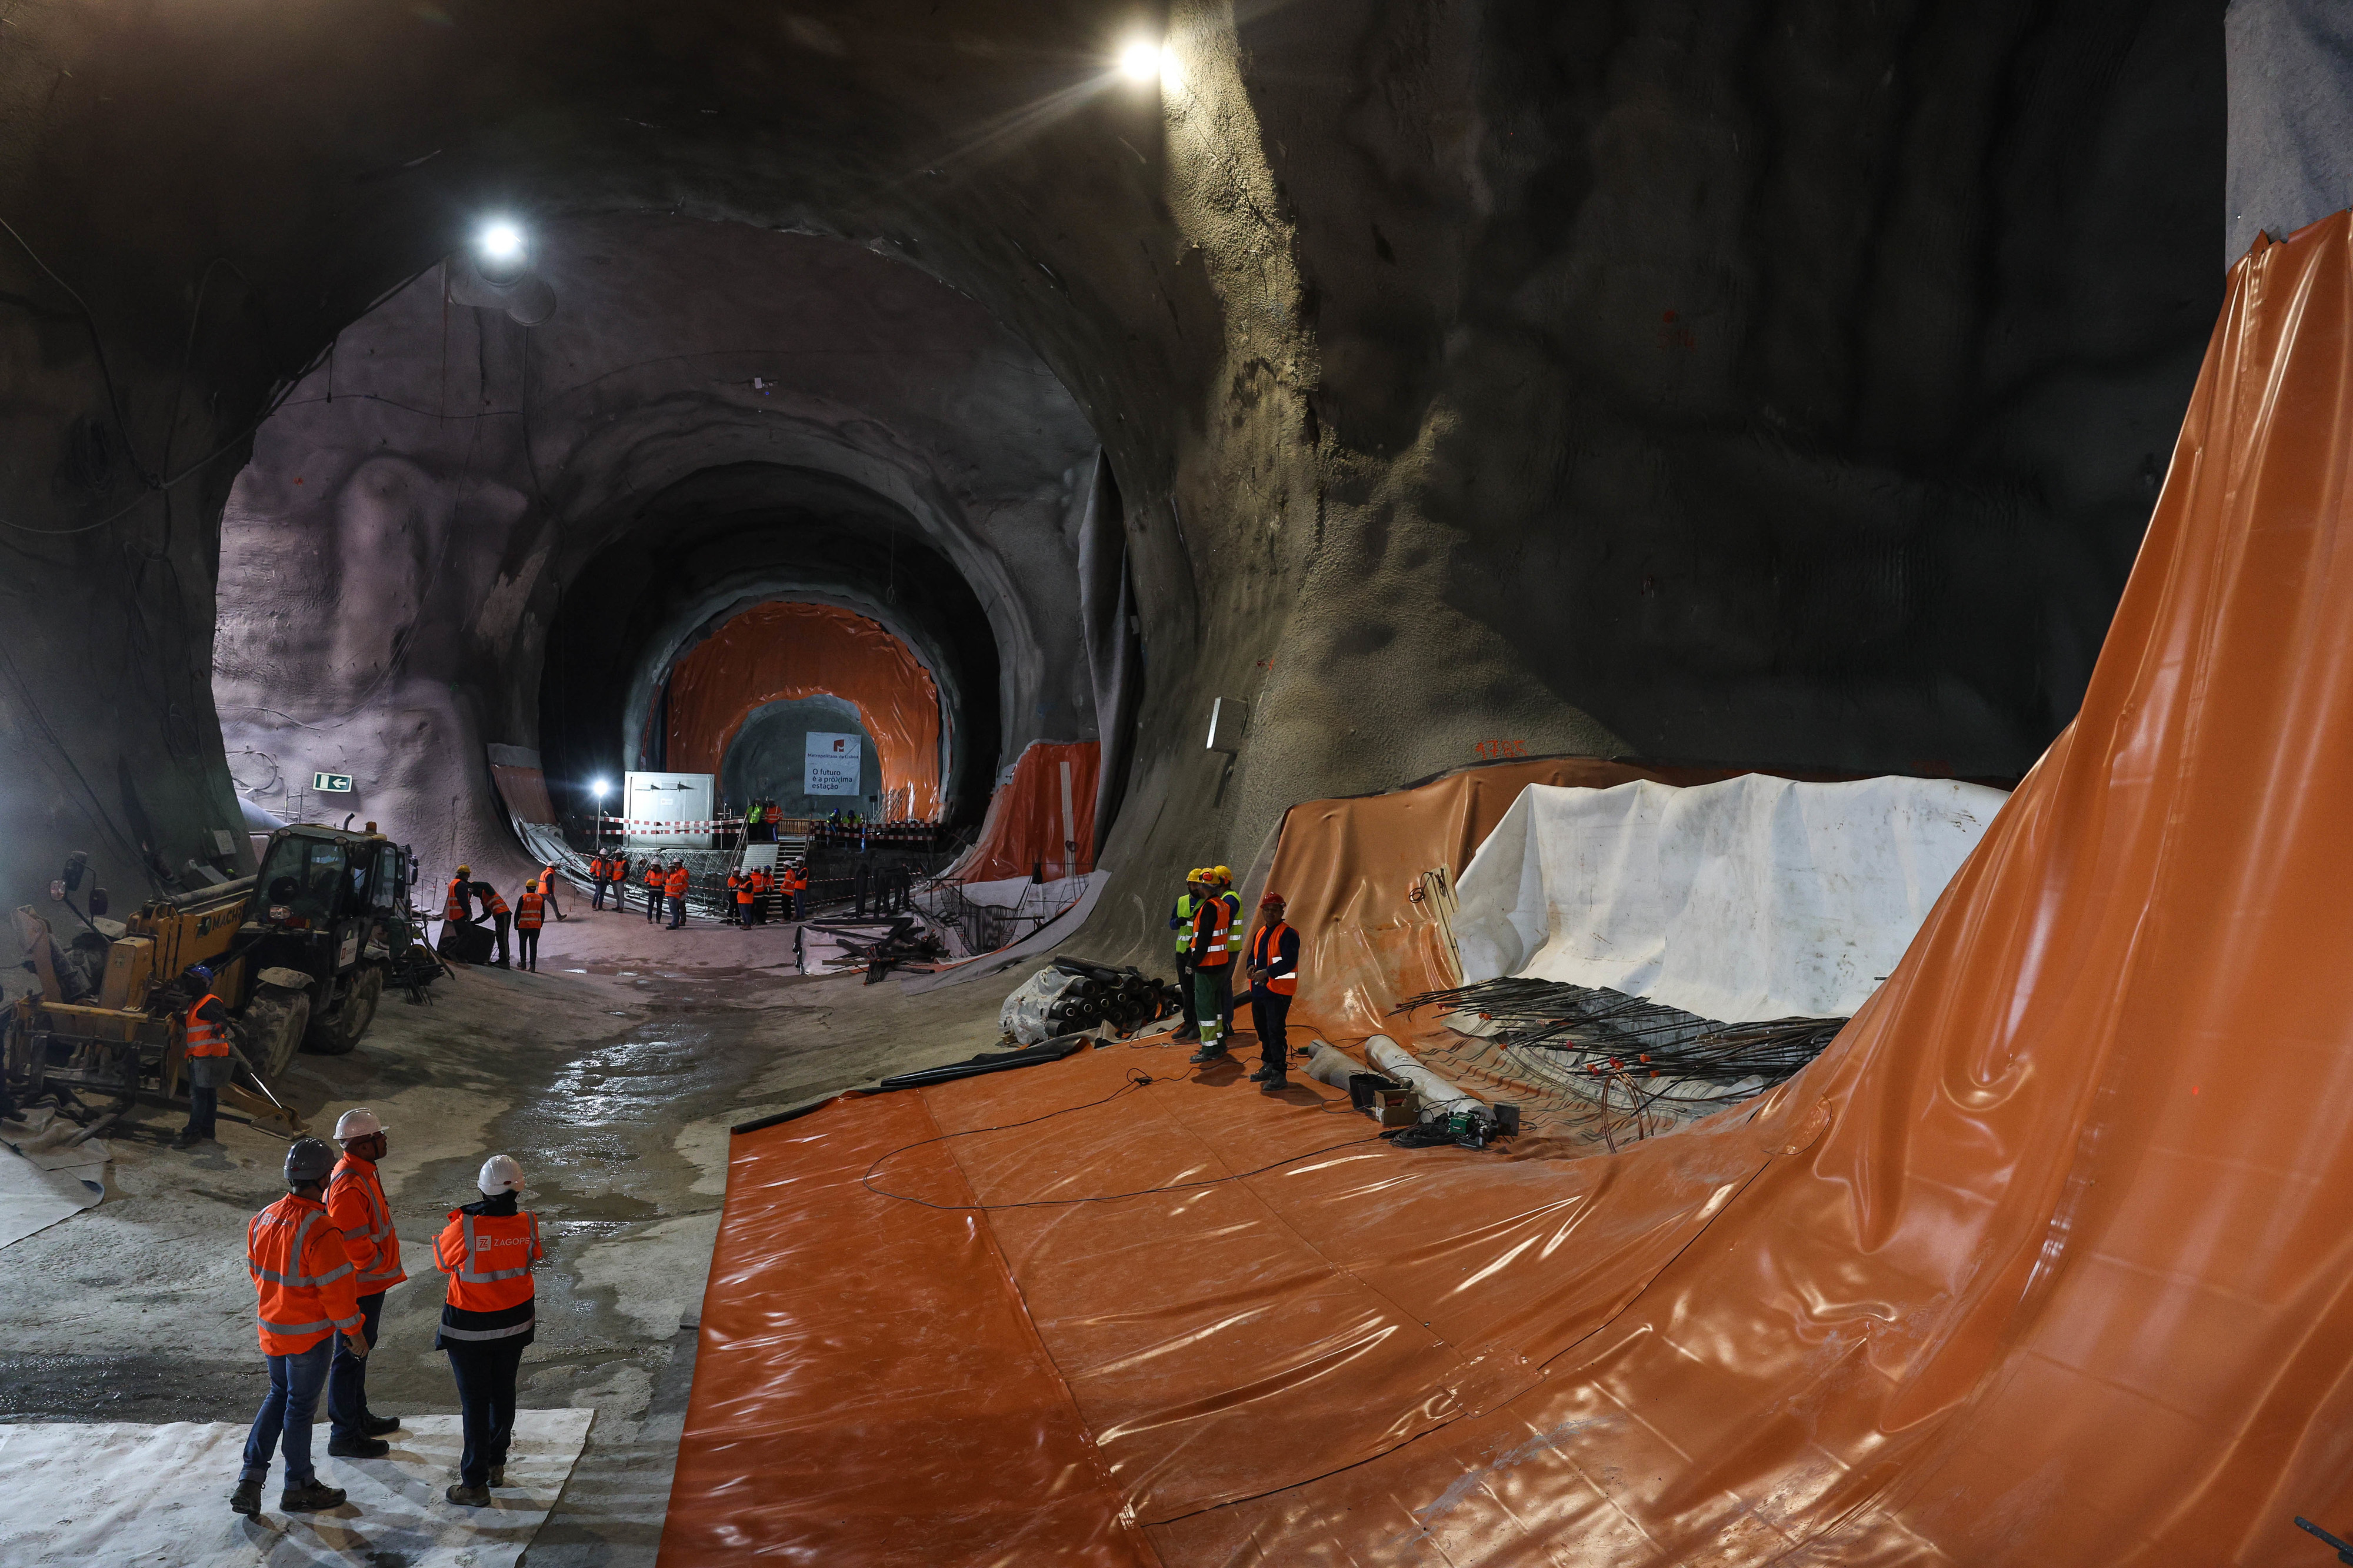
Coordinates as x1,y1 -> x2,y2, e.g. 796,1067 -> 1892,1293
1394,976 -> 1847,1140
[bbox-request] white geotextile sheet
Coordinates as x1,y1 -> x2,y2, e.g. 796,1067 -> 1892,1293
0,1143 -> 102,1252
1454,774 -> 2008,1021
0,1408 -> 593,1567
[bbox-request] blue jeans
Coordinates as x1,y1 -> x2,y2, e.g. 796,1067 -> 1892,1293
327,1291 -> 385,1438
184,1085 -> 218,1141
241,1337 -> 333,1485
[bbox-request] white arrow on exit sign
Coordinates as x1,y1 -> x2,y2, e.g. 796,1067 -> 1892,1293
313,772 -> 354,793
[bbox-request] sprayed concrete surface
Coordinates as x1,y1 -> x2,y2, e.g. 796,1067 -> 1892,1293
0,905 -> 1017,1564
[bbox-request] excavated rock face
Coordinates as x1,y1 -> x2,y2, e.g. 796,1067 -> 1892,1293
0,0 -> 2219,954
213,216 -> 1093,876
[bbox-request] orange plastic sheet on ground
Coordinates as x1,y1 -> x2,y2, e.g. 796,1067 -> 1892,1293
664,217 -> 2353,1566
951,739 -> 1098,882
664,600 -> 942,818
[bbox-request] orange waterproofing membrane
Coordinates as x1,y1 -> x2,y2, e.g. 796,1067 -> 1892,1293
951,739 -> 1098,882
664,600 -> 943,818
665,218 -> 2353,1566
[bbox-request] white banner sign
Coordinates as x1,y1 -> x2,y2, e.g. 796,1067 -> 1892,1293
804,732 -> 862,796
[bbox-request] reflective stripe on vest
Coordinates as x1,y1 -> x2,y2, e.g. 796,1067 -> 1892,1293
1251,922 -> 1299,995
1174,894 -> 1198,952
444,879 -> 468,921
1222,892 -> 1245,952
248,1210 -> 354,1287
482,891 -> 509,916
185,995 -> 230,1059
436,1317 -> 534,1342
665,869 -> 688,895
330,1161 -> 401,1285
458,1212 -> 539,1282
1193,898 -> 1232,965
443,1210 -> 541,1316
517,890 -> 544,930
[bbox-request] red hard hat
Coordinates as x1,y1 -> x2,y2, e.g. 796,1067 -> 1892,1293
1259,891 -> 1285,909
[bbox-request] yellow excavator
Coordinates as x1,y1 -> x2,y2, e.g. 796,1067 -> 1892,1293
2,822 -> 417,1139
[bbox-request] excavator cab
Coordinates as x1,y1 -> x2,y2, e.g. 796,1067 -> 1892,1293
244,825 -> 409,1056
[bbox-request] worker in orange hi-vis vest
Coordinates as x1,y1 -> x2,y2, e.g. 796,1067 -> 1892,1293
472,882 -> 512,969
514,882 -> 546,972
732,868 -> 755,926
604,851 -> 629,913
324,1108 -> 405,1457
1184,888 -> 1235,1066
434,1153 -> 545,1508
173,963 -> 233,1150
642,856 -> 665,925
587,852 -> 608,910
533,865 -> 565,924
229,1137 -> 368,1519
1244,893 -> 1304,1095
664,859 -> 691,929
748,866 -> 772,926
442,866 -> 474,935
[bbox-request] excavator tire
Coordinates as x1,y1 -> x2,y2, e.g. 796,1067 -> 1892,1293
302,966 -> 384,1057
239,988 -> 313,1080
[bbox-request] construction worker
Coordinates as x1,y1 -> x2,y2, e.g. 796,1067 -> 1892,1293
472,881 -> 512,968
664,858 -> 691,929
1245,893 -> 1302,1093
1211,866 -> 1244,1040
230,1137 -> 367,1517
745,865 -> 769,926
605,851 -> 629,912
724,866 -> 745,925
435,1153 -> 544,1507
515,879 -> 546,971
588,851 -> 609,910
174,963 -> 232,1150
1184,875 -> 1235,1064
731,866 -> 754,925
535,865 -> 565,923
642,855 -> 665,923
791,860 -> 809,920
1167,870 -> 1207,1042
443,865 -> 474,936
325,1109 -> 404,1456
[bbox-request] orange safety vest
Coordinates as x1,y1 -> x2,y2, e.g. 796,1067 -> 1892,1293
537,867 -> 556,896
481,889 -> 510,917
1249,921 -> 1299,995
1191,896 -> 1232,966
247,1193 -> 364,1355
643,863 -> 664,886
589,855 -> 607,880
435,1207 -> 542,1315
752,870 -> 772,894
733,873 -> 753,905
444,877 -> 469,922
185,994 -> 231,1059
665,866 -> 689,897
327,1153 -> 407,1290
516,889 -> 545,930
611,857 -> 628,882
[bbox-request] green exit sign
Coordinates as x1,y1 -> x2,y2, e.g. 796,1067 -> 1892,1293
313,772 -> 354,793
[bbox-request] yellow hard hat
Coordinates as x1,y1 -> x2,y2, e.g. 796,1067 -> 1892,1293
455,865 -> 471,875
1212,865 -> 1232,884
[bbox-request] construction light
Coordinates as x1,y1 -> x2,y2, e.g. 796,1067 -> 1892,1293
1118,39 -> 1166,83
478,221 -> 525,263
591,778 -> 611,799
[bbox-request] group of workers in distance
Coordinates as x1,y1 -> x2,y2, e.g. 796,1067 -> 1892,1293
579,850 -> 809,926
438,864 -> 565,971
1168,865 -> 1301,1092
232,1109 -> 544,1517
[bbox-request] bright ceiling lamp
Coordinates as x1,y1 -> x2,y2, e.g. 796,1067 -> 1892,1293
1118,39 -> 1167,84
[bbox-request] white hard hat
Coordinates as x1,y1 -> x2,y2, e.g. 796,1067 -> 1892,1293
334,1108 -> 384,1140
477,1154 -> 525,1196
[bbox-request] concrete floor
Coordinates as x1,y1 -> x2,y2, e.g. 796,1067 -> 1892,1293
0,903 -> 1020,1563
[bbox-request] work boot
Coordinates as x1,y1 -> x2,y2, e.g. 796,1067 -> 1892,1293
1188,1046 -> 1228,1065
488,1463 -> 506,1487
1259,1077 -> 1289,1095
228,1479 -> 263,1516
361,1413 -> 401,1436
171,1128 -> 200,1150
446,1483 -> 492,1507
280,1479 -> 347,1512
326,1433 -> 389,1459
1248,1066 -> 1275,1082
1170,1027 -> 1199,1042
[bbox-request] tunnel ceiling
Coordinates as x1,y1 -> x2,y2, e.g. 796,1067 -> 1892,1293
1,0 -> 2221,930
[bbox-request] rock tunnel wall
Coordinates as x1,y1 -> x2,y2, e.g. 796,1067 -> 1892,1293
0,0 -> 2221,953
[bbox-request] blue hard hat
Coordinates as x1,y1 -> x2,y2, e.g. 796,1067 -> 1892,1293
188,963 -> 214,985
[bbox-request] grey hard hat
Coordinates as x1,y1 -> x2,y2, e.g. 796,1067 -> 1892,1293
284,1137 -> 337,1186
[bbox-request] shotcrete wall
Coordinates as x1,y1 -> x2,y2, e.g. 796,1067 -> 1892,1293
0,0 -> 2221,951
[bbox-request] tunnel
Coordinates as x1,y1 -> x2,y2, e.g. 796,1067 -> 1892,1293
12,2 -> 2353,1564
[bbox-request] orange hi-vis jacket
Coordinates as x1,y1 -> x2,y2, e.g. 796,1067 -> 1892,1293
247,1193 -> 364,1355
1189,895 -> 1234,966
665,866 -> 689,898
516,889 -> 545,930
444,877 -> 470,923
326,1153 -> 406,1292
1249,921 -> 1301,995
732,872 -> 754,905
435,1207 -> 544,1317
184,993 -> 231,1060
643,862 -> 664,888
536,867 -> 556,896
589,855 -> 608,880
481,888 -> 510,918
752,869 -> 773,895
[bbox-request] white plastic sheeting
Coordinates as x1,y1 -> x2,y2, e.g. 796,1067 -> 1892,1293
0,1142 -> 102,1253
0,1408 -> 592,1567
1453,774 -> 2008,1022
1000,966 -> 1084,1044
